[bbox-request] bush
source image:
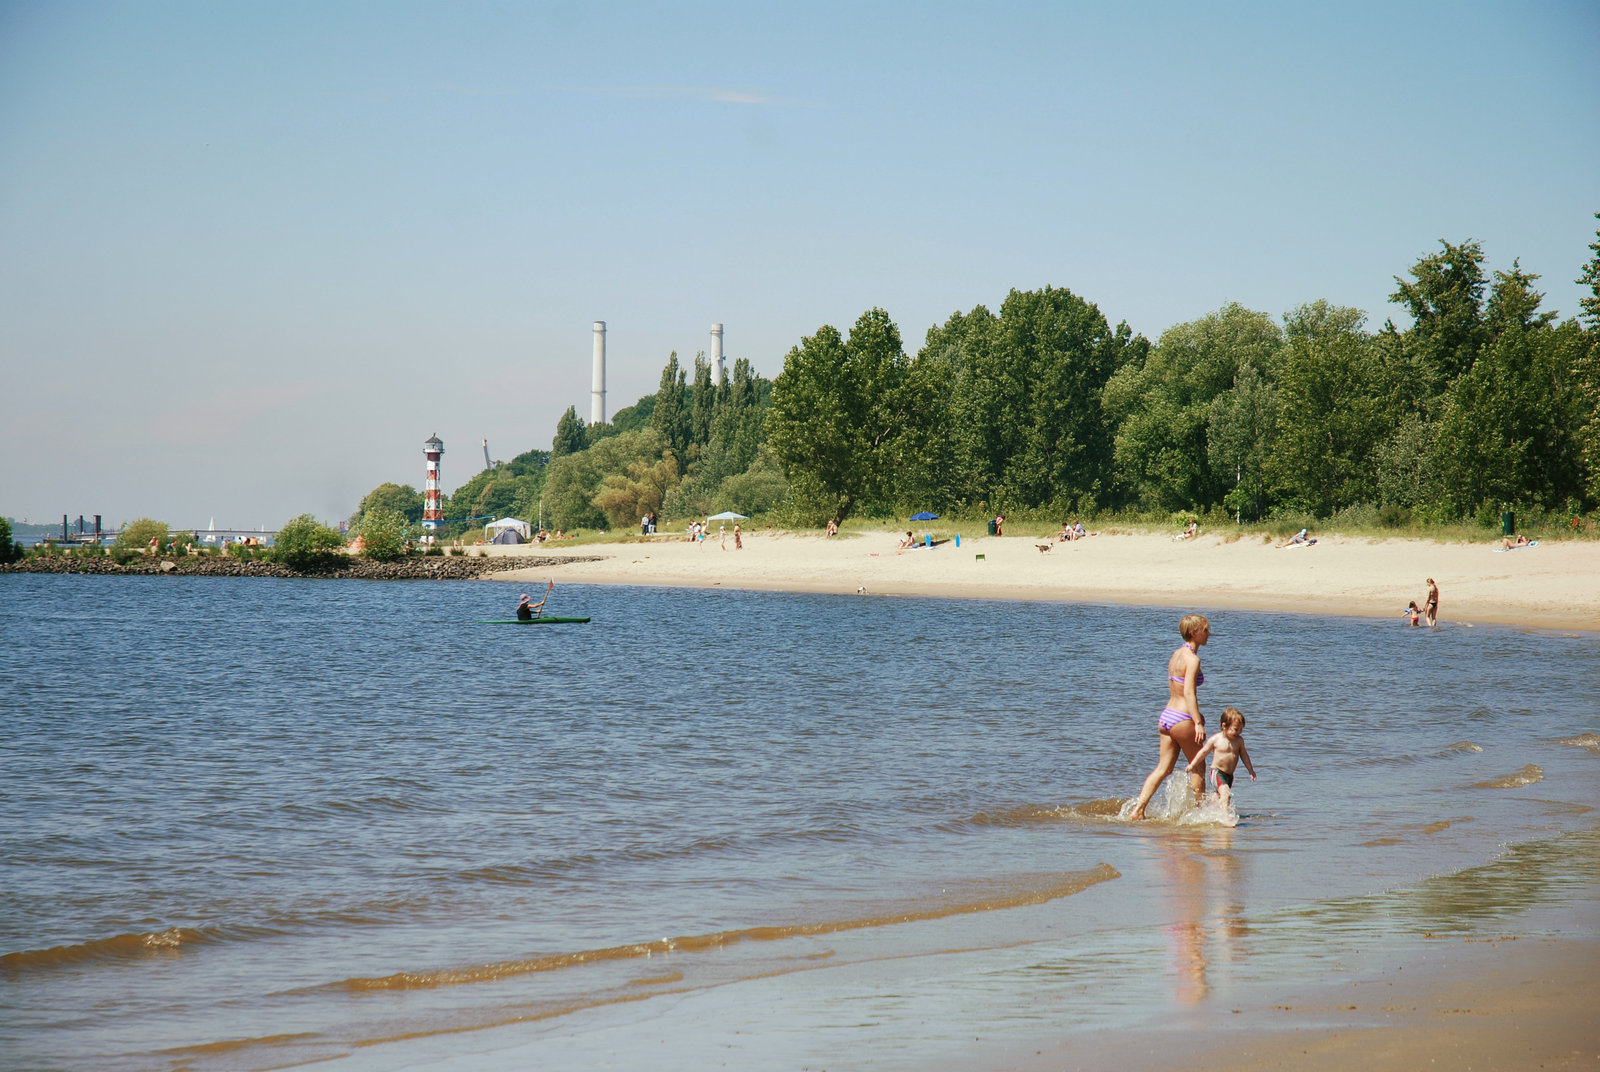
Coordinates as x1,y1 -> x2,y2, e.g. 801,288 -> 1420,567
354,509 -> 412,561
717,467 -> 789,517
0,517 -> 20,564
114,518 -> 168,553
274,514 -> 346,569
1378,504 -> 1412,529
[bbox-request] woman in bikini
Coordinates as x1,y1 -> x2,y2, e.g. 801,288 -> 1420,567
1130,613 -> 1211,820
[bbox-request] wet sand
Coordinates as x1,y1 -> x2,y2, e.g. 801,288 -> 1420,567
490,529 -> 1600,632
1025,935 -> 1600,1072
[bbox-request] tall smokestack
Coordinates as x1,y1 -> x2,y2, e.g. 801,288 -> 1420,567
710,323 -> 724,383
591,321 -> 607,426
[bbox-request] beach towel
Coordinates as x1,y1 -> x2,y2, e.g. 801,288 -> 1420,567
1492,541 -> 1539,553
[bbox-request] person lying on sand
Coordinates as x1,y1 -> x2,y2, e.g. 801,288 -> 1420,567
1277,528 -> 1314,547
1501,533 -> 1533,549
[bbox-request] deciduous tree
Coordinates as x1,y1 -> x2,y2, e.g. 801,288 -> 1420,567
767,309 -> 911,526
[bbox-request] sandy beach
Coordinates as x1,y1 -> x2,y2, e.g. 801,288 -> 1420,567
490,528 -> 1600,632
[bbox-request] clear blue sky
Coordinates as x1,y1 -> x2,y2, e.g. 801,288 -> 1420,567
3,1 -> 1596,528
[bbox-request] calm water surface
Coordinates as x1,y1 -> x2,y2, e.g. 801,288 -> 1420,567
2,574 -> 1596,1071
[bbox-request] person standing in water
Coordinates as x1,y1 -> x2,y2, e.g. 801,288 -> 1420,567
1424,578 -> 1439,627
1130,614 -> 1211,820
1185,707 -> 1256,814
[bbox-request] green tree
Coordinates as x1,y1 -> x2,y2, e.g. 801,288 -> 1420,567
1209,364 -> 1279,520
0,516 -> 21,563
1261,304 -> 1388,517
274,514 -> 345,569
1576,211 -> 1600,330
353,509 -> 412,561
592,455 -> 681,528
608,396 -> 657,434
1105,303 -> 1283,511
1575,215 -> 1600,501
114,518 -> 169,552
1388,239 -> 1488,389
358,483 -> 423,524
651,353 -> 691,472
1428,318 -> 1584,516
716,446 -> 790,516
691,352 -> 716,450
552,406 -> 586,458
543,428 -> 674,530
767,309 -> 912,526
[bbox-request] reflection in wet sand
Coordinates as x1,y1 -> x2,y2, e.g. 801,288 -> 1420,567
1156,828 -> 1246,1007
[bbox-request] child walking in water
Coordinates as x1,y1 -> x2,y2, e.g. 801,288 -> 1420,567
1185,707 -> 1256,816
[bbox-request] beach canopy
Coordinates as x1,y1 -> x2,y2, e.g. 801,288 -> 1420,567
707,511 -> 748,520
909,512 -> 939,521
484,517 -> 531,540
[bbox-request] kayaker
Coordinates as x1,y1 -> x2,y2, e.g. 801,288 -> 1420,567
516,594 -> 534,620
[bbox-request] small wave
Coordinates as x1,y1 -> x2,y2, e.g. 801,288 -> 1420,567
1556,733 -> 1600,753
1438,740 -> 1483,755
966,799 -> 1124,828
0,927 -> 212,974
158,1032 -> 320,1059
318,863 -> 1120,993
1470,764 -> 1544,789
281,794 -> 433,819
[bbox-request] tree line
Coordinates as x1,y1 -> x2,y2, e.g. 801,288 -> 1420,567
352,220 -> 1600,535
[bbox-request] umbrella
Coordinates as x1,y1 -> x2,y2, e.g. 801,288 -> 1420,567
909,512 -> 939,521
707,511 -> 748,521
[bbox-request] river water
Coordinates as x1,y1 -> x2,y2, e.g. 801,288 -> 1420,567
2,574 -> 1596,1071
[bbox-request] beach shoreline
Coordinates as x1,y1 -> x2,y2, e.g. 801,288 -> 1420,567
1005,932 -> 1600,1072
489,530 -> 1600,633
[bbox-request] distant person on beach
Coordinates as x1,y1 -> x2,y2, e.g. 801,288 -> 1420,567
994,514 -> 1005,536
899,530 -> 917,549
1405,601 -> 1422,626
1424,578 -> 1439,626
734,524 -> 742,550
1278,528 -> 1313,547
1130,614 -> 1211,820
1501,534 -> 1532,549
719,523 -> 727,550
1185,707 -> 1255,814
1174,519 -> 1199,541
826,519 -> 839,537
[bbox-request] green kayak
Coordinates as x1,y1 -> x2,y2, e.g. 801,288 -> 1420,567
478,617 -> 591,624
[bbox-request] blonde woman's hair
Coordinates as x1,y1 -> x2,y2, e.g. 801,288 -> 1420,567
1179,613 -> 1210,641
1220,707 -> 1245,730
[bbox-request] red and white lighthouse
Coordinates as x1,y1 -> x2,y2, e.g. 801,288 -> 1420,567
422,434 -> 445,541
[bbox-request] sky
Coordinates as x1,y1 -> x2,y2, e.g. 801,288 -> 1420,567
2,1 -> 1597,529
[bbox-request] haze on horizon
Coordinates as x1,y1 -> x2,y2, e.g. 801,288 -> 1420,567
2,1 -> 1596,528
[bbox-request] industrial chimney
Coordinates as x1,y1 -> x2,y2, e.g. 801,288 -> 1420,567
591,321 -> 607,426
710,323 -> 724,383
